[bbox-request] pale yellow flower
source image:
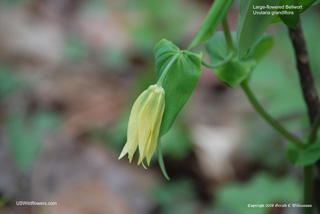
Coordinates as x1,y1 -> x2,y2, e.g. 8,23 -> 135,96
119,84 -> 165,168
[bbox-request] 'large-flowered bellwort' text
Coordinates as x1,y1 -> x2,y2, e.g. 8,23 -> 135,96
119,84 -> 165,168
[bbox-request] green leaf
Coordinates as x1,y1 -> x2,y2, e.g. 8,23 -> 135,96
300,0 -> 316,13
271,0 -> 316,27
205,32 -> 256,87
313,0 -> 320,5
205,32 -> 232,64
285,143 -> 300,163
286,138 -> 320,167
271,15 -> 282,24
248,34 -> 275,61
154,39 -> 202,136
278,0 -> 316,29
279,0 -> 300,29
188,0 -> 233,49
237,0 -> 280,56
295,140 -> 320,166
205,32 -> 274,62
215,59 -> 255,87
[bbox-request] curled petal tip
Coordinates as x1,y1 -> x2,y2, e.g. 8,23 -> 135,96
118,144 -> 128,160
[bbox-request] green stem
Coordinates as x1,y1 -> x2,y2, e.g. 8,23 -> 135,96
303,111 -> 319,214
303,165 -> 314,214
201,52 -> 233,69
157,53 -> 180,87
241,80 -> 305,148
308,111 -> 320,143
222,17 -> 235,51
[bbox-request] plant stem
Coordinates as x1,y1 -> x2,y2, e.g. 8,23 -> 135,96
289,22 -> 320,125
304,165 -> 314,214
289,21 -> 320,213
222,17 -> 235,51
308,111 -> 320,143
241,80 -> 305,148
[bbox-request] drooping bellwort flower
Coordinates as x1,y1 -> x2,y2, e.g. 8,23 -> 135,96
119,84 -> 165,168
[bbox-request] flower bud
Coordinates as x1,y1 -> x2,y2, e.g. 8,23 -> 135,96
119,84 -> 165,168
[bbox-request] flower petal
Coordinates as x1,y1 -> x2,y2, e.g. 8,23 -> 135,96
118,143 -> 128,160
138,87 -> 164,162
126,88 -> 153,162
146,93 -> 165,165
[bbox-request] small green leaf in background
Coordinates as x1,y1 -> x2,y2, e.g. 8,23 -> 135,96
188,0 -> 234,49
216,173 -> 301,214
296,140 -> 320,166
286,139 -> 320,166
279,0 -> 300,29
237,0 -> 280,56
154,39 -> 202,136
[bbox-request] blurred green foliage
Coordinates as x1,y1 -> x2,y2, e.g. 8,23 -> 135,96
6,111 -> 61,172
301,9 -> 320,80
152,179 -> 200,214
0,65 -> 19,97
286,134 -> 320,166
64,37 -> 88,62
242,122 -> 288,170
161,123 -> 192,161
0,0 -> 31,7
125,0 -> 200,52
0,64 -> 61,172
215,173 -> 301,214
